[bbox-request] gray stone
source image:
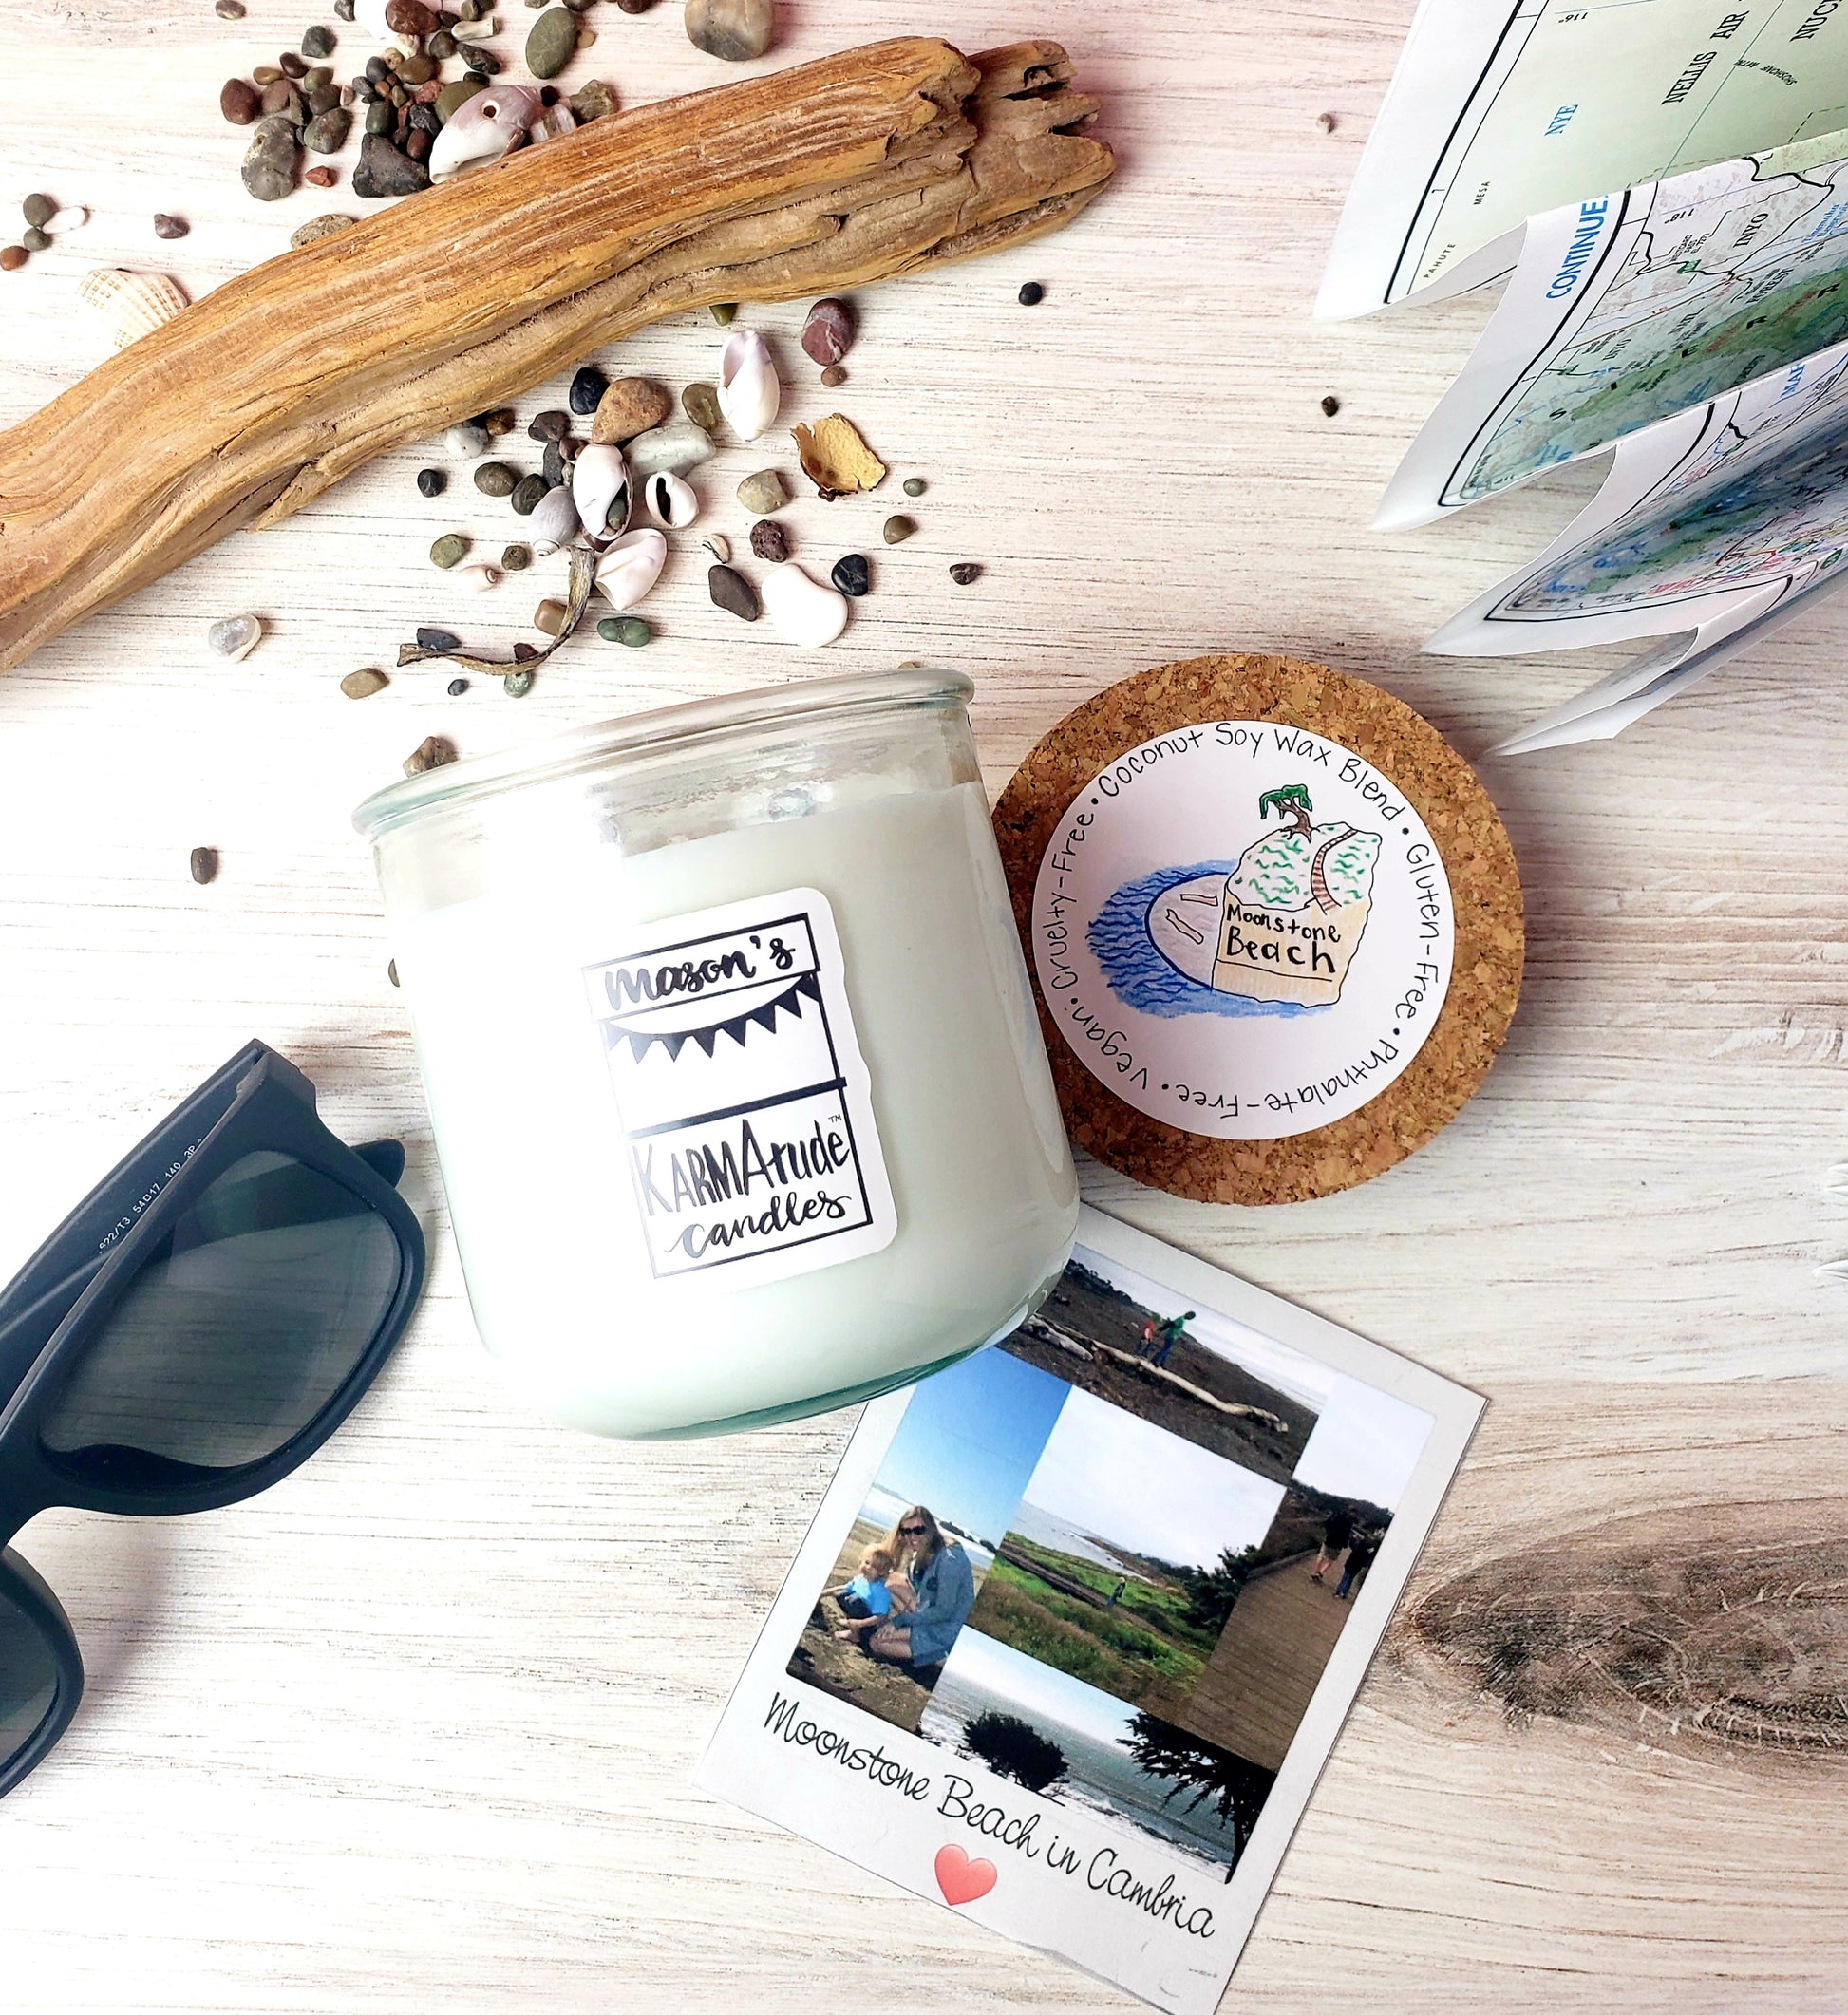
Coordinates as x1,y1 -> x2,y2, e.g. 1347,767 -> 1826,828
525,6 -> 577,78
291,213 -> 355,249
735,467 -> 787,515
303,107 -> 351,154
684,0 -> 773,62
627,421 -> 714,480
240,117 -> 299,203
444,421 -> 491,459
681,381 -> 721,432
352,131 -> 429,198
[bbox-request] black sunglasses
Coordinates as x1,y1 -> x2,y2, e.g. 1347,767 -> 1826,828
0,1042 -> 424,1799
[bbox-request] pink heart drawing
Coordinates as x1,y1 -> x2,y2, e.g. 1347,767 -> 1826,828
934,1843 -> 998,1908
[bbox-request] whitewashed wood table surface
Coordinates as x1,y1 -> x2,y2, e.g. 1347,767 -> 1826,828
2,0 -> 1845,2008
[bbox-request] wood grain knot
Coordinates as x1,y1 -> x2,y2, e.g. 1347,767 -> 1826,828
1406,1499 -> 1848,1758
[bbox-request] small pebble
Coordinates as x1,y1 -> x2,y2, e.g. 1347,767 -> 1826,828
352,131 -> 428,198
305,165 -> 339,188
444,420 -> 491,458
447,676 -> 470,696
221,78 -> 261,124
342,668 -> 388,697
474,461 -> 519,497
217,0 -> 248,15
1320,394 -> 1341,417
364,98 -> 394,135
541,440 -> 571,486
902,476 -> 925,498
684,0 -> 773,62
534,597 -> 568,636
525,5 -> 577,78
21,229 -> 49,254
189,847 -> 219,887
830,552 -> 868,597
430,532 -> 470,568
569,364 -> 608,415
208,612 -> 262,660
427,28 -> 458,58
22,195 -> 55,229
528,408 -> 572,443
417,467 -> 447,498
0,248 -> 25,273
1018,281 -> 1045,306
701,533 -> 729,564
950,561 -> 982,585
615,0 -> 653,11
436,77 -> 486,119
750,518 -> 789,563
707,564 -> 759,622
302,24 -> 336,57
501,542 -> 533,571
336,0 -> 356,16
479,406 -> 517,437
1318,110 -> 1338,133
575,23 -> 596,48
597,615 -> 651,646
513,641 -> 539,662
387,957 -> 399,987
882,515 -> 915,545
242,117 -> 302,202
570,78 -> 617,121
290,211 -> 352,246
404,734 -> 455,776
709,302 -> 737,325
254,65 -> 282,84
304,107 -> 352,154
801,296 -> 853,367
510,473 -> 550,515
280,51 -> 309,79
591,375 -> 669,443
503,669 -> 534,697
417,626 -> 461,651
736,468 -> 787,515
820,364 -> 846,389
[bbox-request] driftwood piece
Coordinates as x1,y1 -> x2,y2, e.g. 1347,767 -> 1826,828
0,36 -> 1110,673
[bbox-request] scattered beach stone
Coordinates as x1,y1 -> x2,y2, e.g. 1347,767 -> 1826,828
436,76 -> 486,120
428,28 -> 458,58
386,0 -> 438,29
21,229 -> 49,254
628,421 -> 713,479
474,461 -> 519,497
882,515 -> 914,544
950,561 -> 982,585
304,107 -> 352,153
525,6 -> 577,76
820,364 -> 846,388
417,626 -> 461,651
430,533 -> 470,568
208,612 -> 262,659
902,476 -> 925,498
0,247 -> 26,273
190,847 -> 219,886
575,22 -> 597,48
447,676 -> 470,696
534,597 -> 568,636
510,474 -> 550,515
1320,393 -> 1341,417
616,0 -> 654,11
501,542 -> 533,570
221,78 -> 261,124
291,211 -> 353,246
387,957 -> 399,986
801,296 -> 853,367
304,165 -> 339,189
480,406 -> 517,438
681,381 -> 721,432
541,440 -> 572,487
591,376 -> 669,444
1318,110 -> 1337,133
342,668 -> 388,698
302,24 -> 336,57
336,0 -> 355,15
241,117 -> 299,201
513,641 -> 539,661
830,552 -> 868,597
443,420 -> 491,458
217,0 -> 248,16
529,407 -> 573,442
709,301 -> 736,325
569,364 -> 610,416
404,734 -> 455,775
1018,280 -> 1044,306
22,195 -> 55,229
503,669 -> 534,697
254,64 -> 283,84
260,81 -> 305,119
597,615 -> 651,646
707,564 -> 759,621
750,518 -> 789,563
416,467 -> 446,498
570,78 -> 618,121
736,467 -> 787,515
279,51 -> 309,78
404,130 -> 433,164
364,99 -> 394,136
352,131 -> 429,197
685,0 -> 773,61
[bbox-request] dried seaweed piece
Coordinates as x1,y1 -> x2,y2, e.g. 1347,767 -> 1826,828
791,414 -> 888,499
396,546 -> 596,672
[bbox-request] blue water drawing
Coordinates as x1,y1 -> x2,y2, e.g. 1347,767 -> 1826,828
1088,862 -> 1317,1021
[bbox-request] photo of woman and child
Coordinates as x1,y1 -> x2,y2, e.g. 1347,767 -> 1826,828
823,1506 -> 977,1671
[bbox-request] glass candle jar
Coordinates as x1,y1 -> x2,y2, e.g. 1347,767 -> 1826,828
353,669 -> 1078,1438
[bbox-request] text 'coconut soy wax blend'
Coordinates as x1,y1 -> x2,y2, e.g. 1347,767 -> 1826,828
354,669 -> 1079,1437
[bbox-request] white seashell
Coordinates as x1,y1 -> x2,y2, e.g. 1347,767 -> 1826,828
207,613 -> 261,661
77,268 -> 188,351
450,14 -> 499,39
718,329 -> 779,441
525,484 -> 582,555
427,85 -> 547,181
453,564 -> 501,593
701,533 -> 730,564
44,205 -> 89,235
760,561 -> 849,649
594,530 -> 668,611
645,471 -> 699,529
572,443 -> 630,542
525,105 -> 578,148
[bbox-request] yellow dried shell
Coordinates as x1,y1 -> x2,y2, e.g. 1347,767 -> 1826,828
77,268 -> 189,352
790,413 -> 886,499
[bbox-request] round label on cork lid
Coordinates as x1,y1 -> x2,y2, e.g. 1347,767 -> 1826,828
1029,720 -> 1455,1139
993,654 -> 1524,1205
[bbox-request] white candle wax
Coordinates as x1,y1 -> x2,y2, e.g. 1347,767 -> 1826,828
392,776 -> 1079,1437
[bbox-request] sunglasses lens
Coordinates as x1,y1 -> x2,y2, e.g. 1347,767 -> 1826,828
37,1151 -> 404,1488
0,1577 -> 60,1777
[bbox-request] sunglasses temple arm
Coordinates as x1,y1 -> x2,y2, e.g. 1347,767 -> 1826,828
355,1140 -> 407,1189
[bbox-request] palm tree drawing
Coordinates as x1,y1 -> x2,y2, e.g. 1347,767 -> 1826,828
1256,784 -> 1354,913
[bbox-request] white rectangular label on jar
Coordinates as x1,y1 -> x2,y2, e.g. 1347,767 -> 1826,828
582,886 -> 896,1289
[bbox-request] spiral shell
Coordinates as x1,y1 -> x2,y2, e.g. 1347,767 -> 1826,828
525,483 -> 582,556
426,85 -> 546,181
718,328 -> 779,441
77,268 -> 189,351
594,530 -> 668,612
